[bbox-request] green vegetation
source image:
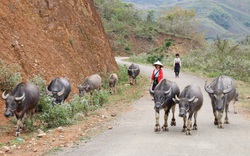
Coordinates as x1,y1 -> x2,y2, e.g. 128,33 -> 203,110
1,64 -> 147,132
146,38 -> 173,64
183,38 -> 250,82
122,0 -> 250,40
94,0 -> 203,55
0,60 -> 22,92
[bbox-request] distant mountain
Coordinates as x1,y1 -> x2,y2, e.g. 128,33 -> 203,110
122,0 -> 250,40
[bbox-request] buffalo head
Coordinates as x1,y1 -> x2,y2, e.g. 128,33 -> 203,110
204,81 -> 232,111
2,91 -> 25,117
149,86 -> 171,110
173,95 -> 198,117
46,86 -> 65,104
78,84 -> 90,97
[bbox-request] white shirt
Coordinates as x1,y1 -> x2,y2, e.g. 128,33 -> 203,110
174,58 -> 181,66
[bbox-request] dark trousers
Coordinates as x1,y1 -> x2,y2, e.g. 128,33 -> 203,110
152,78 -> 158,90
174,63 -> 180,77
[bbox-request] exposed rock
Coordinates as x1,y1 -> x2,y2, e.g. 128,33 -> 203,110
2,146 -> 10,152
37,133 -> 46,138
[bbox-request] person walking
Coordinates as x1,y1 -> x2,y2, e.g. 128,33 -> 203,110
151,60 -> 164,90
173,53 -> 181,77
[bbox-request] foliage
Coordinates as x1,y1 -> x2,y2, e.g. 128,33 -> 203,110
157,7 -> 197,36
183,38 -> 250,82
0,60 -> 22,92
28,64 -> 132,130
208,12 -> 230,29
94,0 -> 163,54
146,38 -> 173,64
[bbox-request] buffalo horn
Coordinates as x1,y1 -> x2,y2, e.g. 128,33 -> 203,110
15,92 -> 25,101
164,87 -> 171,95
223,85 -> 232,94
149,85 -> 154,95
204,81 -> 214,94
174,95 -> 180,101
57,87 -> 65,96
46,86 -> 53,95
2,91 -> 9,100
77,84 -> 82,89
188,96 -> 196,102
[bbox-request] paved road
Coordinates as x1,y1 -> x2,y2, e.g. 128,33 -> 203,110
58,57 -> 250,156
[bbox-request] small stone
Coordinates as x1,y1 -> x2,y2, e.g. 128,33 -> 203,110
10,144 -> 16,149
36,129 -> 44,134
34,149 -> 38,152
111,114 -> 117,117
37,133 -> 46,138
0,151 -> 4,154
56,126 -> 64,132
108,126 -> 113,130
2,146 -> 10,152
52,138 -> 55,142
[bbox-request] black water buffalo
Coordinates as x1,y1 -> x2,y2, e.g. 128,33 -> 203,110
78,74 -> 102,97
173,85 -> 203,135
149,78 -> 180,132
109,73 -> 118,94
46,77 -> 71,105
128,63 -> 140,85
2,82 -> 40,136
204,75 -> 238,128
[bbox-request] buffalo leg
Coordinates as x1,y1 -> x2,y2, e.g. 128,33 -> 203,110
154,110 -> 161,132
182,116 -> 187,132
212,101 -> 218,125
16,118 -> 23,137
186,114 -> 193,135
224,103 -> 229,124
193,112 -> 198,130
217,111 -> 223,129
162,108 -> 169,131
170,105 -> 176,126
233,92 -> 238,114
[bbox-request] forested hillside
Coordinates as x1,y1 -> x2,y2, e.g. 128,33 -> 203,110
123,0 -> 250,40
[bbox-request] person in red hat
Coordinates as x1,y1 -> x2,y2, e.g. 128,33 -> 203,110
151,60 -> 164,90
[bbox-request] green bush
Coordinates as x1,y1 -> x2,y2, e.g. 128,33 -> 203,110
183,38 -> 250,82
38,103 -> 73,128
69,95 -> 90,117
0,60 -> 22,92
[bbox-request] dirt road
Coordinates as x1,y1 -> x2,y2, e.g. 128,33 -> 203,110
57,57 -> 250,156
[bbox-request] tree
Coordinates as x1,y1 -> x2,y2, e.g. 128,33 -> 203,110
157,7 -> 196,36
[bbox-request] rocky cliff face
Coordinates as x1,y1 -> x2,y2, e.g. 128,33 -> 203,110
0,0 -> 118,93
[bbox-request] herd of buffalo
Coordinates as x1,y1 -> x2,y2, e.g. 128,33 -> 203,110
1,62 -> 238,136
149,69 -> 238,135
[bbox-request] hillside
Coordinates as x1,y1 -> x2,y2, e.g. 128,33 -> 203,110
0,0 -> 118,94
122,0 -> 250,40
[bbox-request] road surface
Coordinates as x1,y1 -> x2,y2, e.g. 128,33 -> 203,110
57,57 -> 250,156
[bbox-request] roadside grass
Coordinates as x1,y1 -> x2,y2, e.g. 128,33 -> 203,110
0,63 -> 149,152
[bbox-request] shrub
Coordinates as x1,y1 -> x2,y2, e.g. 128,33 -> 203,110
0,60 -> 22,92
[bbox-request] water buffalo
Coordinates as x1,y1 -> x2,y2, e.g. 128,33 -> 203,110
2,82 -> 40,136
109,73 -> 118,94
204,75 -> 238,128
46,77 -> 71,105
149,78 -> 180,132
172,85 -> 203,135
78,74 -> 102,97
128,63 -> 140,85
